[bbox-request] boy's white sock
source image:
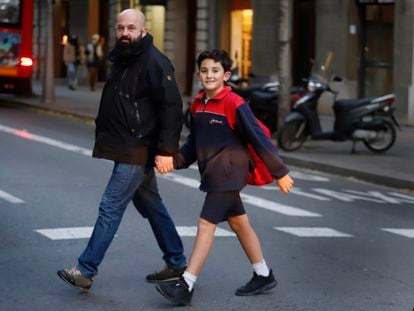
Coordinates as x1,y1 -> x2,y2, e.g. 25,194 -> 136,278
252,259 -> 270,277
182,271 -> 197,291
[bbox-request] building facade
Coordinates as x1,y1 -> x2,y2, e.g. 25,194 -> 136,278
33,0 -> 414,125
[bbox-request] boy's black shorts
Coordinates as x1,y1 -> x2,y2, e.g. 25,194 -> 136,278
200,191 -> 246,224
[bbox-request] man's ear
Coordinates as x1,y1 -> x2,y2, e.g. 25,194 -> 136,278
223,71 -> 232,82
141,27 -> 148,37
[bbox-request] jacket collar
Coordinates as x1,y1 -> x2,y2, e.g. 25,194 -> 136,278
195,86 -> 232,102
108,33 -> 153,66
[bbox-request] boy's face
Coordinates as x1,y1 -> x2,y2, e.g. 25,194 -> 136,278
198,59 -> 231,96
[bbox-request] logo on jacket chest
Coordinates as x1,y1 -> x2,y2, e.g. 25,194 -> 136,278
209,118 -> 224,125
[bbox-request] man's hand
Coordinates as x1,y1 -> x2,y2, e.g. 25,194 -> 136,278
276,174 -> 294,193
155,155 -> 174,174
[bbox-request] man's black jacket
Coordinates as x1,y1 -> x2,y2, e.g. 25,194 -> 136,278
92,34 -> 183,166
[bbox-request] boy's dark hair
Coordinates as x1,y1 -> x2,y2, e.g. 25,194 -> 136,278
196,49 -> 233,72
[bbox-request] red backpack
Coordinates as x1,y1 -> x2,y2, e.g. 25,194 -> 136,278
223,92 -> 274,186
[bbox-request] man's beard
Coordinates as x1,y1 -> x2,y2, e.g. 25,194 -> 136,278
115,32 -> 143,59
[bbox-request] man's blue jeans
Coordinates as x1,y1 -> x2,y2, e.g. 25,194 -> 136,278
78,162 -> 186,277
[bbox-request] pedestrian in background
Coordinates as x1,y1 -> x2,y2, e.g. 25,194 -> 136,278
155,49 -> 294,306
57,8 -> 187,291
85,33 -> 103,91
63,35 -> 81,90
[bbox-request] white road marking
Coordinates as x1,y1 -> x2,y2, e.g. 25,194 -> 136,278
162,173 -> 321,217
35,226 -> 235,240
344,190 -> 401,204
240,193 -> 321,217
289,171 -> 330,182
313,188 -> 384,203
274,227 -> 353,237
387,192 -> 414,204
35,227 -> 95,240
382,228 -> 414,239
0,124 -> 92,156
190,164 -> 330,182
176,226 -> 236,237
289,188 -> 331,201
0,189 -> 24,204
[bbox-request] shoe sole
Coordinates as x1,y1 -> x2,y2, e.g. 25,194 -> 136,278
156,285 -> 191,306
56,271 -> 91,292
146,276 -> 181,284
235,280 -> 278,296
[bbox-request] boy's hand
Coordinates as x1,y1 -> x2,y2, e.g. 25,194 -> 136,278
155,155 -> 174,174
275,174 -> 294,193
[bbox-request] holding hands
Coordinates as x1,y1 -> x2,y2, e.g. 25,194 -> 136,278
276,174 -> 294,193
155,155 -> 174,174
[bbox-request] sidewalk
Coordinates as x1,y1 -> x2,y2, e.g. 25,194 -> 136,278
7,79 -> 414,191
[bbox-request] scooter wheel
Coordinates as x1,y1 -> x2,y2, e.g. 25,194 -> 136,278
277,120 -> 307,151
363,119 -> 396,153
184,106 -> 192,129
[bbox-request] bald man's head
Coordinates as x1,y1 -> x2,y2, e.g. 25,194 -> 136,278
118,9 -> 146,28
115,9 -> 147,46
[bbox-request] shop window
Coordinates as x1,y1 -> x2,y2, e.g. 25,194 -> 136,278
359,4 -> 394,97
124,0 -> 165,51
144,5 -> 165,51
230,9 -> 252,78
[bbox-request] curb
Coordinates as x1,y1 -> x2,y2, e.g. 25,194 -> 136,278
281,155 -> 414,191
8,98 -> 96,123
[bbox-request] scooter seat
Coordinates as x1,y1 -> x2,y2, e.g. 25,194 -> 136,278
231,84 -> 263,99
334,97 -> 375,112
250,90 -> 278,102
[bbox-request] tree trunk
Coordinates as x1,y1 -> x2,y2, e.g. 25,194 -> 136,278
277,0 -> 292,131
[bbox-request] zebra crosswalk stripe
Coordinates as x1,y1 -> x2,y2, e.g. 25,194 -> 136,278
0,189 -> 24,204
381,228 -> 414,238
274,227 -> 353,237
35,226 -> 236,240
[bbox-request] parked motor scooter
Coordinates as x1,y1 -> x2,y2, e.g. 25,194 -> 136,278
277,73 -> 400,153
228,75 -> 280,133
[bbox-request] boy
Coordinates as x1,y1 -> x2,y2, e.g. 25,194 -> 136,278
155,49 -> 294,306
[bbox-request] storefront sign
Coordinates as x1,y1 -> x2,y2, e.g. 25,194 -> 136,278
140,0 -> 167,5
357,0 -> 394,4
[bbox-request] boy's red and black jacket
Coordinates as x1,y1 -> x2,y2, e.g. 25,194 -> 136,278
174,86 -> 289,192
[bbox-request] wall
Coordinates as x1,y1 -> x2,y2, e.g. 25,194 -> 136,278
251,0 -> 279,82
163,0 -> 188,95
394,0 -> 414,125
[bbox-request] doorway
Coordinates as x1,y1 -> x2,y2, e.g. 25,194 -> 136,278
292,0 -> 315,86
358,3 -> 394,97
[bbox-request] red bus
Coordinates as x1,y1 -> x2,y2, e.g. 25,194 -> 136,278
0,0 -> 33,95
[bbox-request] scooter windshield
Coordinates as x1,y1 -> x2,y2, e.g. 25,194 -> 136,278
310,51 -> 334,83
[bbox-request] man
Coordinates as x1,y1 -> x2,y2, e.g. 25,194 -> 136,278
57,9 -> 187,291
85,33 -> 103,91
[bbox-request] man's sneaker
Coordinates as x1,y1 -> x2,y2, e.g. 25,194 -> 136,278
146,266 -> 186,283
57,267 -> 93,291
235,270 -> 277,296
156,277 -> 193,306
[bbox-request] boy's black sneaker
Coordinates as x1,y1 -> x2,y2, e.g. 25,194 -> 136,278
57,267 -> 93,291
156,277 -> 193,306
235,270 -> 277,296
146,266 -> 186,283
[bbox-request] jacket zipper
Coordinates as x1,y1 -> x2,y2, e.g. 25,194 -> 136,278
118,67 -> 143,139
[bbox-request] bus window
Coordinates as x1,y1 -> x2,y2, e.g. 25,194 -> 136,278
0,0 -> 31,95
0,0 -> 21,26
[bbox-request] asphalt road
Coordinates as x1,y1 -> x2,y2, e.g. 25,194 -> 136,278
0,102 -> 413,311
